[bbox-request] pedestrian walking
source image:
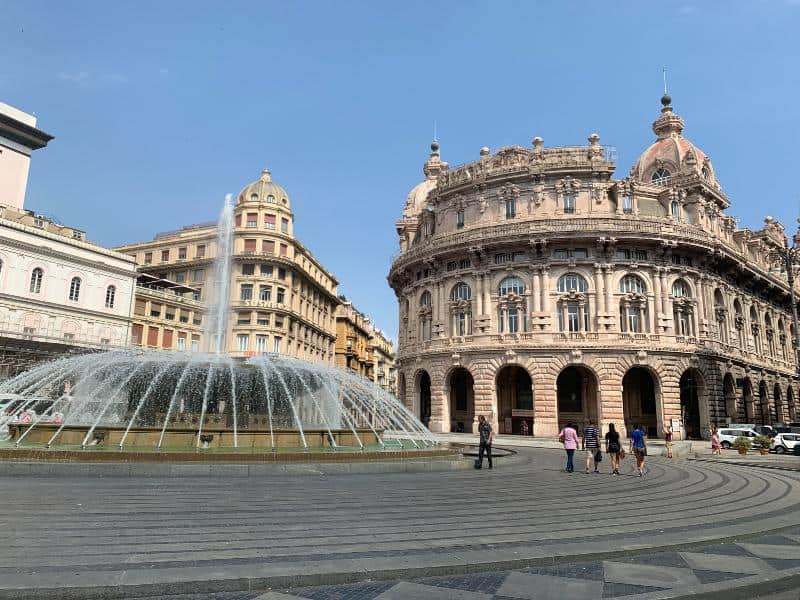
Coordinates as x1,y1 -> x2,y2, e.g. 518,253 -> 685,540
664,425 -> 673,459
558,421 -> 579,473
630,424 -> 647,477
582,419 -> 601,473
475,414 -> 493,470
710,427 -> 721,455
605,423 -> 622,475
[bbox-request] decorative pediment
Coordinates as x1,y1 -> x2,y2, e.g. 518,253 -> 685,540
558,290 -> 586,302
499,182 -> 521,200
555,176 -> 581,195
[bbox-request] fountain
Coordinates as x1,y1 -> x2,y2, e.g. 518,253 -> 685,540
0,194 -> 438,457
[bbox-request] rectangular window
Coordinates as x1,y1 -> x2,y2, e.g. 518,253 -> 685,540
162,329 -> 174,348
276,287 -> 285,304
243,239 -> 257,253
572,248 -> 588,258
264,214 -> 276,229
260,264 -> 273,276
147,326 -> 159,347
196,244 -> 205,258
508,308 -> 519,333
134,299 -> 147,316
150,303 -> 162,318
176,336 -> 186,351
627,307 -> 641,333
175,271 -> 186,283
446,261 -> 457,272
178,247 -> 187,259
236,334 -> 249,352
240,284 -> 253,301
273,336 -> 282,353
165,311 -> 175,321
281,218 -> 289,233
278,268 -> 286,280
505,199 -> 516,219
257,312 -> 269,326
190,335 -> 200,352
246,213 -> 258,228
495,253 -> 512,265
263,240 -> 275,254
459,258 -> 471,269
144,252 -> 152,264
280,244 -> 288,257
193,289 -> 201,301
235,214 -> 242,227
242,263 -> 255,275
567,304 -> 580,332
259,285 -> 271,301
564,194 -> 575,214
192,269 -> 205,282
237,312 -> 251,325
161,250 -> 169,262
456,209 -> 465,228
256,335 -> 268,353
554,249 -> 569,259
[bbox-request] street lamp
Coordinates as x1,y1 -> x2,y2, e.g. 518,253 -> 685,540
782,222 -> 800,376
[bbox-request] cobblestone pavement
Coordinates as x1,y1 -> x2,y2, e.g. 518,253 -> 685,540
129,525 -> 800,598
2,448 -> 800,598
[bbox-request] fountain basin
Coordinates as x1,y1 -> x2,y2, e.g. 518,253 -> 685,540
8,423 -> 379,449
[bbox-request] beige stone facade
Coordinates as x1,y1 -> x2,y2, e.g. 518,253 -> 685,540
335,300 -> 397,393
388,96 -> 800,440
116,169 -> 339,362
130,274 -> 205,351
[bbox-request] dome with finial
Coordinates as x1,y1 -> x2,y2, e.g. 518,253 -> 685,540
402,141 -> 449,219
631,96 -> 720,190
237,168 -> 292,208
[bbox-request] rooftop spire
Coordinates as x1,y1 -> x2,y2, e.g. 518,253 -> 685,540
652,89 -> 684,140
422,139 -> 447,179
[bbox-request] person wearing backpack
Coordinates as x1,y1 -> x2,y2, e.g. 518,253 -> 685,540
630,423 -> 648,477
582,419 -> 601,474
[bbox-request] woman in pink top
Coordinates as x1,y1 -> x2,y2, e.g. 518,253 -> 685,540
559,422 -> 579,473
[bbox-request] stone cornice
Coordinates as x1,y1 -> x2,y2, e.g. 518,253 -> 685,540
0,221 -> 136,277
0,293 -> 131,325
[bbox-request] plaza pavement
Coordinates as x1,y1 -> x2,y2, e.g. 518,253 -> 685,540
1,447 -> 799,599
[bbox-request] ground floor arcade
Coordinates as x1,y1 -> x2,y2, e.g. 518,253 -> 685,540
397,350 -> 798,440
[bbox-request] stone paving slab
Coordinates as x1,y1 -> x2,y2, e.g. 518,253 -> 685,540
2,449 -> 800,599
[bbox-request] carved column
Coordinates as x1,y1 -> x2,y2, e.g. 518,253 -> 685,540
603,265 -> 613,328
661,271 -> 671,332
653,268 -> 663,332
696,276 -> 707,336
593,264 -> 605,316
531,267 -> 541,313
541,267 -> 551,314
475,274 -> 484,315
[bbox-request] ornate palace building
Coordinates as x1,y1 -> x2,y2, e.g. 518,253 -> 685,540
388,95 -> 800,439
335,299 -> 397,393
117,169 -> 339,362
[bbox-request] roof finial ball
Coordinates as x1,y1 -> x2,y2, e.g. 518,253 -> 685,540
661,94 -> 672,108
479,147 -> 490,157
430,140 -> 440,156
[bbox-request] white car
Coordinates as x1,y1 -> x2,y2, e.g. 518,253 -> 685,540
770,433 -> 800,454
718,428 -> 758,450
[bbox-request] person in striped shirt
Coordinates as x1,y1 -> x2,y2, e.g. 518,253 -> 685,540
582,419 -> 601,474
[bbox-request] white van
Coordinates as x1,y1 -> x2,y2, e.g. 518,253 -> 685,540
718,428 -> 758,449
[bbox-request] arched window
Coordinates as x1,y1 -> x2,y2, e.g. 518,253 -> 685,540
765,314 -> 776,358
714,289 -> 728,343
29,268 -> 43,294
419,290 -> 432,341
701,166 -> 711,180
778,318 -> 788,360
105,285 -> 116,309
652,168 -> 671,186
68,277 -> 81,302
498,276 -> 525,297
557,273 -> 588,293
250,193 -> 258,202
497,277 -> 526,334
671,280 -> 691,298
619,275 -> 648,333
671,201 -> 680,218
734,299 -> 746,349
671,279 -> 694,337
267,194 -> 276,203
750,306 -> 762,354
450,282 -> 471,301
620,275 -> 646,294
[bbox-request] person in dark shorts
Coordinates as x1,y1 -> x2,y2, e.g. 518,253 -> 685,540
630,423 -> 647,477
476,414 -> 493,469
605,423 -> 622,475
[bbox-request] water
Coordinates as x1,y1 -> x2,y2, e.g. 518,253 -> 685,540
205,194 -> 234,354
0,350 -> 435,450
0,194 -> 435,452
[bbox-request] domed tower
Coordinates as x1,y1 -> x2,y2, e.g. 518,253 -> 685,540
395,141 -> 448,252
631,95 -> 721,192
235,168 -> 294,237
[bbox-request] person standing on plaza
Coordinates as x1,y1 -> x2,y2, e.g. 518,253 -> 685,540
582,418 -> 601,473
664,425 -> 673,459
711,426 -> 721,455
476,414 -> 493,469
605,422 -> 622,475
630,424 -> 647,477
559,421 -> 579,473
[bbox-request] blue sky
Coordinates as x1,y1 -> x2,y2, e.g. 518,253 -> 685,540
2,1 -> 799,340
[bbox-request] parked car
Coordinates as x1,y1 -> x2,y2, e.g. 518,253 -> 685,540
726,423 -> 776,437
718,428 -> 758,450
770,433 -> 800,454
